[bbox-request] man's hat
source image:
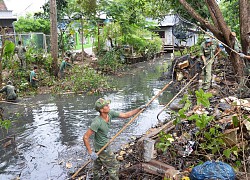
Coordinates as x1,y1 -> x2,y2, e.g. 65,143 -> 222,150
205,38 -> 212,43
204,34 -> 212,43
95,98 -> 111,111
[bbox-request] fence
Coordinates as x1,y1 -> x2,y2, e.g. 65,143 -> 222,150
0,32 -> 50,53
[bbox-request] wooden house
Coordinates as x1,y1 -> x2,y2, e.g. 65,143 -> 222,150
0,0 -> 17,34
147,14 -> 198,53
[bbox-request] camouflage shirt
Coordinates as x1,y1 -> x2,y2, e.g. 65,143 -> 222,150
15,45 -> 26,59
90,110 -> 120,151
0,85 -> 17,101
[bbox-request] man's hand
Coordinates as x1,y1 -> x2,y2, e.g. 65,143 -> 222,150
239,53 -> 246,58
90,152 -> 98,160
139,104 -> 147,110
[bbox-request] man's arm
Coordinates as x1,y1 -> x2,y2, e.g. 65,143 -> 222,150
66,62 -> 73,67
239,53 -> 250,60
0,86 -> 7,93
32,76 -> 38,81
201,55 -> 206,64
83,128 -> 95,154
200,45 -> 206,64
246,55 -> 250,60
118,108 -> 141,119
243,55 -> 250,60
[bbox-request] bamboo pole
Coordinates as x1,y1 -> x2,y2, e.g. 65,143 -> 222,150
71,80 -> 173,179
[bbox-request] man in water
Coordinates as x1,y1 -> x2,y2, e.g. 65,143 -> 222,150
83,98 -> 146,180
0,81 -> 17,101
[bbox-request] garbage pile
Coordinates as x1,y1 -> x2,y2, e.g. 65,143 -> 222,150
160,54 -> 202,84
116,93 -> 250,179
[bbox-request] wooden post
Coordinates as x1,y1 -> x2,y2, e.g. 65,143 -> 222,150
81,16 -> 84,61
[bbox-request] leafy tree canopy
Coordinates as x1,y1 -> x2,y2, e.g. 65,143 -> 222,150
220,0 -> 240,36
34,0 -> 68,20
14,15 -> 50,34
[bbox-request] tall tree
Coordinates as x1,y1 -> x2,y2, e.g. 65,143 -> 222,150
239,0 -> 250,54
50,0 -> 59,77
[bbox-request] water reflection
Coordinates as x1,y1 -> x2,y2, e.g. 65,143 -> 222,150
0,55 -> 175,180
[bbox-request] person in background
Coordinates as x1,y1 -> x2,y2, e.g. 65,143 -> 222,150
231,32 -> 242,53
200,35 -> 221,90
15,40 -> 27,69
30,66 -> 38,88
83,98 -> 146,180
65,50 -> 73,64
59,57 -> 72,79
0,81 -> 17,101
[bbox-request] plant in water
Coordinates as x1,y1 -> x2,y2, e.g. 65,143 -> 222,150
0,120 -> 11,132
57,66 -> 111,93
98,49 -> 124,73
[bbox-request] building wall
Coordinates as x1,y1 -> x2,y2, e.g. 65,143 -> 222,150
154,26 -> 198,47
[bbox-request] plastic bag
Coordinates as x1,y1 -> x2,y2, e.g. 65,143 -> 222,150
190,161 -> 235,180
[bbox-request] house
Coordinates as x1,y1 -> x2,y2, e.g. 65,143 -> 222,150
0,0 -> 17,34
147,14 -> 199,53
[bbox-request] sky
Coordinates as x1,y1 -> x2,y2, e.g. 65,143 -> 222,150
4,0 -> 48,16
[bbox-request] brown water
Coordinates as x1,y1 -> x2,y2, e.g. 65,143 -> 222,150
0,55 -> 175,180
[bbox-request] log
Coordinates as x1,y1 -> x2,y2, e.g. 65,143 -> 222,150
120,160 -> 176,177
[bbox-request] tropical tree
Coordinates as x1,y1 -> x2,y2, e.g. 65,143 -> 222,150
14,15 -> 50,34
161,0 -> 249,82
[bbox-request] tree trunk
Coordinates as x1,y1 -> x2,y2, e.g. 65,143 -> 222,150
239,0 -> 250,54
50,0 -> 59,77
178,0 -> 244,80
97,21 -> 100,52
81,17 -> 84,61
0,29 -> 5,85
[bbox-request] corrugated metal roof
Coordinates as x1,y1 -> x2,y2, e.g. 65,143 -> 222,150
146,15 -> 176,27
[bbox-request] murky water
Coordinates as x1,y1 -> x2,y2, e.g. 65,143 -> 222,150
0,55 -> 175,180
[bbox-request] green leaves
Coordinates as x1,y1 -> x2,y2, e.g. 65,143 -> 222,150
156,131 -> 174,152
232,115 -> 239,127
3,40 -> 15,59
195,89 -> 212,108
223,149 -> 231,158
223,146 -> 238,159
0,120 -> 11,131
14,16 -> 50,34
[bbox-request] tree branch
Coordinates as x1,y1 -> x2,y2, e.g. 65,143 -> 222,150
205,0 -> 231,46
178,0 -> 219,34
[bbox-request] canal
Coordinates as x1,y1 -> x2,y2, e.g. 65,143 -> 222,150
0,55 -> 175,180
